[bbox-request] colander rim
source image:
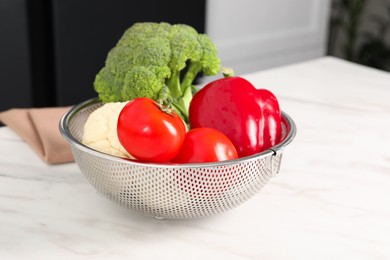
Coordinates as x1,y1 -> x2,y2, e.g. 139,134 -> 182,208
59,97 -> 296,169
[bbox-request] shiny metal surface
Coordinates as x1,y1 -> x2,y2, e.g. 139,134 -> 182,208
60,98 -> 296,219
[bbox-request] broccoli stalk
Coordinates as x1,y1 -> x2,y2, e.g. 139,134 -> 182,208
93,22 -> 221,123
164,71 -> 188,121
164,63 -> 201,122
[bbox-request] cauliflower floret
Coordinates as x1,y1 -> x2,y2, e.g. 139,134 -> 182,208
82,102 -> 133,158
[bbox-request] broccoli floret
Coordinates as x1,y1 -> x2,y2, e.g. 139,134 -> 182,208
93,22 -> 221,123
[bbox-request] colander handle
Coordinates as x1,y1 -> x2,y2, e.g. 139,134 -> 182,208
269,149 -> 283,176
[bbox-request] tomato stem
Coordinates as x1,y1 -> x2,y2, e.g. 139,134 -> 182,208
156,99 -> 174,116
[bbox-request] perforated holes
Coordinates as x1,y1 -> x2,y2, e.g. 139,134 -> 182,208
69,101 -> 283,219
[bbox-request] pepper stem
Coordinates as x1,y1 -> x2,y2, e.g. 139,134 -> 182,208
222,67 -> 235,78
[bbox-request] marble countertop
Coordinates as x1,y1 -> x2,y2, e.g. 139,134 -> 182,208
1,57 -> 389,259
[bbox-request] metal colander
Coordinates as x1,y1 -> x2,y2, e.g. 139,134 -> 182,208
60,98 -> 296,219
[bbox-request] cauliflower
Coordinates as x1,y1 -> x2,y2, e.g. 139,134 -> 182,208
82,102 -> 133,158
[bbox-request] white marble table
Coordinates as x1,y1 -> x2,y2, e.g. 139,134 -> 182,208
1,57 -> 390,259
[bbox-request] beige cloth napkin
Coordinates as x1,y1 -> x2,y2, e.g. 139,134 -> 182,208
0,107 -> 74,164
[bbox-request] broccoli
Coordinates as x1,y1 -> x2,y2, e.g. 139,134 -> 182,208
93,22 -> 221,123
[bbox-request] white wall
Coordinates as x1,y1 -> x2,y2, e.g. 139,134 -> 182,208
206,0 -> 331,75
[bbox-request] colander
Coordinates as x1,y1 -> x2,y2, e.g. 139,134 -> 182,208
60,98 -> 296,219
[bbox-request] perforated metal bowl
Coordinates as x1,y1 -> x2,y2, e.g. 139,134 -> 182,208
60,98 -> 296,219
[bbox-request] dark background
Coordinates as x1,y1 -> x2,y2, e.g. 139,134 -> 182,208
0,0 -> 206,111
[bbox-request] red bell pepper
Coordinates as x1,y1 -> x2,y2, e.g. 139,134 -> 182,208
189,73 -> 282,157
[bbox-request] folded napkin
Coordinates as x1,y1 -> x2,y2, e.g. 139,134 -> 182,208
0,107 -> 74,164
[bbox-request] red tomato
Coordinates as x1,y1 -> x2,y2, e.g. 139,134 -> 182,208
173,127 -> 238,163
117,98 -> 186,163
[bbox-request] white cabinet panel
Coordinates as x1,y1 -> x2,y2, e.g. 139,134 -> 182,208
206,0 -> 331,74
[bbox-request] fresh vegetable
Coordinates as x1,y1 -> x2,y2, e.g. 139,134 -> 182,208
117,97 -> 186,163
82,102 -> 132,158
173,128 -> 238,163
189,71 -> 282,157
94,22 -> 221,123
